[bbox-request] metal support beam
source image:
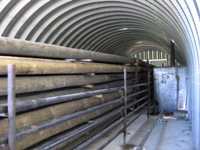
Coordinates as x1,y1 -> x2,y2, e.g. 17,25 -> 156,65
170,40 -> 175,66
147,61 -> 151,118
123,66 -> 127,146
7,64 -> 16,150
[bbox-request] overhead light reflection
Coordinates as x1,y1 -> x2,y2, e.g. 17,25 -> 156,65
119,27 -> 128,31
136,41 -> 143,44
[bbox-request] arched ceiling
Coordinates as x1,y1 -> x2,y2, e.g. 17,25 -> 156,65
0,0 -> 199,65
0,0 -> 200,149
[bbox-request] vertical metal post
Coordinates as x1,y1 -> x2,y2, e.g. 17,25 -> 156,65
147,63 -> 151,118
133,58 -> 139,110
7,64 -> 16,150
170,39 -> 175,66
135,58 -> 139,84
123,66 -> 127,146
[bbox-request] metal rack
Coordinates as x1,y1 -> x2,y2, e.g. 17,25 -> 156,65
0,62 -> 154,150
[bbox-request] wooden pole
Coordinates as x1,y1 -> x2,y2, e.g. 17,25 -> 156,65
0,74 -> 129,96
0,56 -> 139,75
0,37 -> 136,64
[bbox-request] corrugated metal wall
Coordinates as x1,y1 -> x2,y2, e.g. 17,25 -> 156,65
0,0 -> 199,149
131,50 -> 170,66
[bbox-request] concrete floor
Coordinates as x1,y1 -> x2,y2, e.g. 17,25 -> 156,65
87,112 -> 194,150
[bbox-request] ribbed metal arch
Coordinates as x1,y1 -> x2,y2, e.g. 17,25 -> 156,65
84,32 -> 160,53
0,1 -> 188,61
92,33 -> 162,54
57,8 -> 171,47
1,0 -> 36,37
18,0 -> 74,40
0,0 -> 18,22
0,0 -> 197,74
66,18 -> 167,48
85,28 -> 167,50
32,1 -> 99,42
52,6 -> 160,46
0,0 -> 199,148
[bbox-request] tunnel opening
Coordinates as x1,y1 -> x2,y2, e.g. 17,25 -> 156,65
0,0 -> 199,150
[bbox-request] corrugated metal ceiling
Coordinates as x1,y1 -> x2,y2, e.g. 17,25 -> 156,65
0,0 -> 198,65
0,0 -> 200,149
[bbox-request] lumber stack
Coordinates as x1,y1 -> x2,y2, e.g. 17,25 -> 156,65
0,37 -> 152,150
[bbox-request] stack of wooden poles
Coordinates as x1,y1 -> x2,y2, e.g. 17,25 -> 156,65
0,37 -> 153,150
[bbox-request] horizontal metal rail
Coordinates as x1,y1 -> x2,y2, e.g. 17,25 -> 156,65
0,87 -> 123,113
75,101 -> 148,150
0,81 -> 148,113
31,109 -> 121,150
127,89 -> 147,99
136,111 -> 163,150
0,96 -> 124,143
16,95 -> 148,150
0,89 -> 148,143
0,62 -> 151,149
126,82 -> 147,89
97,102 -> 148,150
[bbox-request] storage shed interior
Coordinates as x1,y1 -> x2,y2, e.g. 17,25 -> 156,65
0,0 -> 199,149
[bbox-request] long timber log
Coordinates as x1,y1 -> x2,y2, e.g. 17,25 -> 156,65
0,79 -> 129,102
1,98 -> 124,150
0,88 -> 145,149
0,37 -> 136,64
0,90 -> 146,150
0,90 -> 132,137
0,80 -> 135,113
0,37 -> 152,150
33,96 -> 146,150
0,74 -> 130,96
0,56 -> 140,75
